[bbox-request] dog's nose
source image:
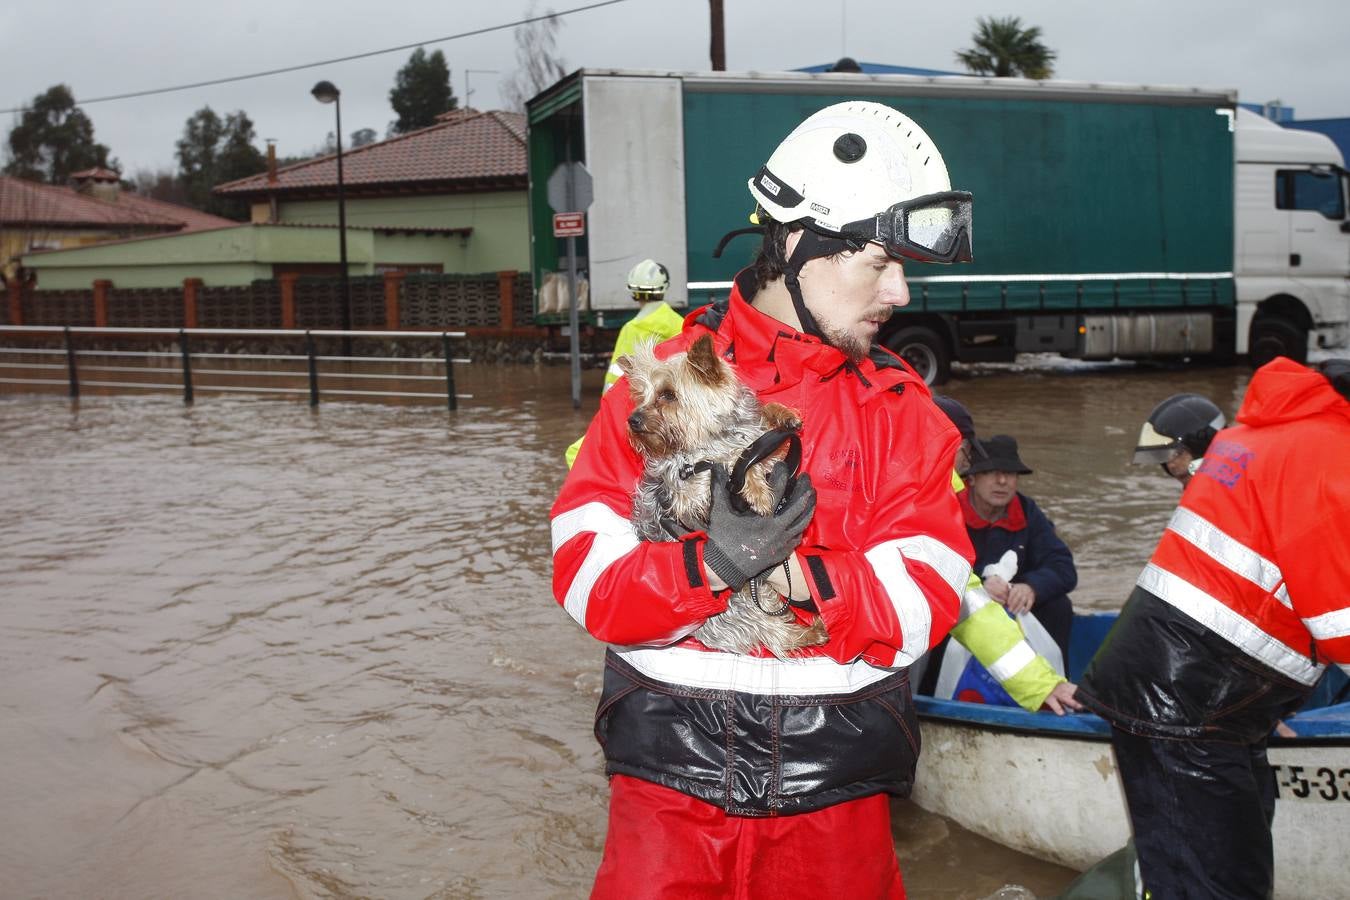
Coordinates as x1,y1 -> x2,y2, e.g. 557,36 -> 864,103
627,411 -> 644,432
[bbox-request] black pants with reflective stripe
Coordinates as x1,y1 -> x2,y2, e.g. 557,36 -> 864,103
1110,727 -> 1276,900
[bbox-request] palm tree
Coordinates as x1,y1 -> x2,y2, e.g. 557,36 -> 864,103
956,16 -> 1056,79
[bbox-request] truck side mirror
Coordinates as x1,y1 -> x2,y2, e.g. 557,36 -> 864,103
1341,221 -> 1350,234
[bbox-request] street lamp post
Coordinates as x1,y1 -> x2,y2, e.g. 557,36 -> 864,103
311,80 -> 352,355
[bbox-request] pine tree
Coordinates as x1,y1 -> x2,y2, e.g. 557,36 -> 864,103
4,84 -> 113,184
175,106 -> 266,219
389,48 -> 457,134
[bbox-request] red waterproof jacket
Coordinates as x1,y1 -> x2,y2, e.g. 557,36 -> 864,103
550,273 -> 973,814
1080,358 -> 1350,741
1152,358 -> 1350,677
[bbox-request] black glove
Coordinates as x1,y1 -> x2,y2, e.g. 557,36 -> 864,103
702,462 -> 816,591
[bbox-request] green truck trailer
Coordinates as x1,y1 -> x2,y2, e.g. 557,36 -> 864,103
527,69 -> 1349,383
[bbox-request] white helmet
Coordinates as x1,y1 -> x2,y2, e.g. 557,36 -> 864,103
748,100 -> 972,264
626,258 -> 669,300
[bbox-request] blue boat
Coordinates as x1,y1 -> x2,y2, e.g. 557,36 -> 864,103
910,613 -> 1350,899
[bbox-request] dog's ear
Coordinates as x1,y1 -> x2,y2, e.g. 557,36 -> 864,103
621,341 -> 656,392
685,334 -> 726,386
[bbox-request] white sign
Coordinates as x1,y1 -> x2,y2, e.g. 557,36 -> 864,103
552,212 -> 585,237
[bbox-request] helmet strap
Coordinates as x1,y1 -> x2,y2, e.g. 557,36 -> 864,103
782,227 -> 855,341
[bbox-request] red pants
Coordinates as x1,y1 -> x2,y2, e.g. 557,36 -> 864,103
591,775 -> 906,900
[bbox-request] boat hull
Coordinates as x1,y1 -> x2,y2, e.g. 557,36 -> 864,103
911,712 -> 1350,899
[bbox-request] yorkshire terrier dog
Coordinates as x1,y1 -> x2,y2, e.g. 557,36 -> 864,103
621,334 -> 828,658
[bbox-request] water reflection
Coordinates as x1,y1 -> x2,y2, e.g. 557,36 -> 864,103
0,360 -> 1254,898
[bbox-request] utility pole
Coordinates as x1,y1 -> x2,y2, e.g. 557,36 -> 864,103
709,0 -> 725,71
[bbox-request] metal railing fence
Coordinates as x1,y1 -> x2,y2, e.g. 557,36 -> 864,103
0,326 -> 471,409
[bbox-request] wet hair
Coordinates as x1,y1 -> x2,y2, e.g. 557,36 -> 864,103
748,215 -> 858,295
749,217 -> 797,294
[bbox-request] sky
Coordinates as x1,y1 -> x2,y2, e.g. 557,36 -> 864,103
2,0 -> 1348,178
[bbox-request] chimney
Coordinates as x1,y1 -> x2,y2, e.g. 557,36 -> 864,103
263,140 -> 280,224
71,167 -> 121,202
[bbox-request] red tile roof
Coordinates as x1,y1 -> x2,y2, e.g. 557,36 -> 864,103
214,110 -> 527,197
0,175 -> 236,231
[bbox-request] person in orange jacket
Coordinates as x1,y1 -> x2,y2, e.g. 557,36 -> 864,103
1076,357 -> 1350,899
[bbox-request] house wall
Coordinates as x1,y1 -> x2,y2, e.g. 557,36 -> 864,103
370,232 -> 466,271
277,191 -> 528,272
32,262 -> 274,290
21,225 -> 392,290
2,226 -> 168,281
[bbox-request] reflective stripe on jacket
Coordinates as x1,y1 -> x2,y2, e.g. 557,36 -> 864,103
1079,358 -> 1350,740
550,270 -> 973,812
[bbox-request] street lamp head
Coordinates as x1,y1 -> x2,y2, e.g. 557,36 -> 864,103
311,81 -> 340,104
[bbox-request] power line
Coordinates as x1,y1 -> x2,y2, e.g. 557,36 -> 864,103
1,0 -> 632,115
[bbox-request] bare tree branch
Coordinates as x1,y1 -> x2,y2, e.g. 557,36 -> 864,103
500,2 -> 569,112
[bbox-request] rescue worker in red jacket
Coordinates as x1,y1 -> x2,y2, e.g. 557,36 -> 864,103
1076,357 -> 1350,899
550,101 -> 976,899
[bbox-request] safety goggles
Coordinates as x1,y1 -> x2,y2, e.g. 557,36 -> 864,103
843,191 -> 974,264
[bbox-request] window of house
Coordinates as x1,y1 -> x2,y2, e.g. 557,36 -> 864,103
1275,169 -> 1345,220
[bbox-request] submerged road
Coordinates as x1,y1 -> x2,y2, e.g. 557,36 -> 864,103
0,358 -> 1254,898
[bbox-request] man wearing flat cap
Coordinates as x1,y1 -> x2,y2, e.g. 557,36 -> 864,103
960,435 -> 1078,666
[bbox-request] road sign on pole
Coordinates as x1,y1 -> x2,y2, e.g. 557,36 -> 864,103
547,161 -> 594,410
547,162 -> 593,213
552,212 -> 585,237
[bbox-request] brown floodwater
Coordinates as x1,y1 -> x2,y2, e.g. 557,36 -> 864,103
0,356 -> 1254,899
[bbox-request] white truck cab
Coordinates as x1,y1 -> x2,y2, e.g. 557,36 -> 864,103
1235,108 -> 1350,363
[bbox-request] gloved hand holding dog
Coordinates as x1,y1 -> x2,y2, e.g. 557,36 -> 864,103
702,462 -> 816,591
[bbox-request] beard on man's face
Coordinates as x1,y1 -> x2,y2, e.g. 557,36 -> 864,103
819,306 -> 894,363
821,324 -> 870,362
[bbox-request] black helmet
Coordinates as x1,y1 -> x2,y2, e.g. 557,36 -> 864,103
1133,393 -> 1226,465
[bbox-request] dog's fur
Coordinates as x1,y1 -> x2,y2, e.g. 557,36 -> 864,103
621,334 -> 828,657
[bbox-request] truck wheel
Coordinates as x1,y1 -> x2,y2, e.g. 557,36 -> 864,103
885,326 -> 951,385
1249,317 -> 1307,368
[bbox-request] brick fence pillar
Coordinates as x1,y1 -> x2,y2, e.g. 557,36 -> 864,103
497,270 -> 518,329
92,279 -> 112,327
383,270 -> 405,330
182,278 -> 203,329
278,273 -> 299,329
5,279 -> 21,326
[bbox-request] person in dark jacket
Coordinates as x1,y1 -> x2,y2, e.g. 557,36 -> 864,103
958,435 -> 1077,665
